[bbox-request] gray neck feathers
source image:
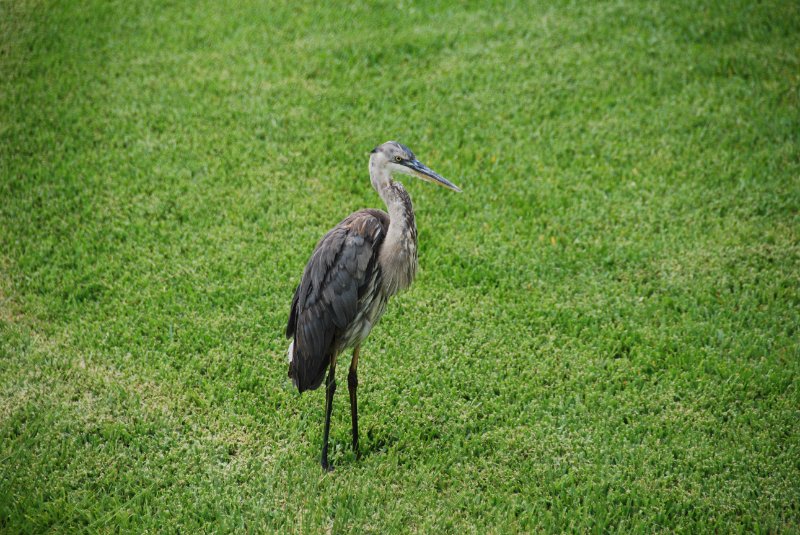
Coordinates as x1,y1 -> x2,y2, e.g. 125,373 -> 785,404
372,173 -> 418,295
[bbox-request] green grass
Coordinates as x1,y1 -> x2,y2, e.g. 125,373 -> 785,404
1,0 -> 799,531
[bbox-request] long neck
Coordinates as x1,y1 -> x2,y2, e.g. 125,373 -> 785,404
381,183 -> 416,237
370,163 -> 418,294
370,159 -> 416,239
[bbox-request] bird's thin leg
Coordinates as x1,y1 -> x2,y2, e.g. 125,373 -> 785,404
348,345 -> 360,457
321,355 -> 337,471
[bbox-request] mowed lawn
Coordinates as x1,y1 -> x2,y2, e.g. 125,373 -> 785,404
1,0 -> 798,532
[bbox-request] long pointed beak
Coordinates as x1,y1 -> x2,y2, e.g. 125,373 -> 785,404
404,159 -> 462,192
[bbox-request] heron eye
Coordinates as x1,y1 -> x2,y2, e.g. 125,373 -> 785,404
394,156 -> 401,162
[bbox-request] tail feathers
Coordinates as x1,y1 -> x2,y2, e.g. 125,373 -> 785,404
287,340 -> 327,393
287,341 -> 299,389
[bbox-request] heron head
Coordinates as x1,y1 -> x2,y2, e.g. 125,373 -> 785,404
370,141 -> 461,192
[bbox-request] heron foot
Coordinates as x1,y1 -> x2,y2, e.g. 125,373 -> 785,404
321,459 -> 334,472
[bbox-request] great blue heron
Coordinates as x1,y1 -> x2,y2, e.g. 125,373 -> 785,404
286,141 -> 461,470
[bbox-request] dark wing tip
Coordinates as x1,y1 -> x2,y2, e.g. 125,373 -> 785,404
286,285 -> 300,338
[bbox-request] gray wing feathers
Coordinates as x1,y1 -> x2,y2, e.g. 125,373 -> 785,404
287,210 -> 388,392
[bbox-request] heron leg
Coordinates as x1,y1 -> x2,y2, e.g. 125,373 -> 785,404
321,355 -> 337,471
348,345 -> 360,457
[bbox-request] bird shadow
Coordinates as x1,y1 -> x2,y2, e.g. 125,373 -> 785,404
361,432 -> 400,460
329,429 -> 400,468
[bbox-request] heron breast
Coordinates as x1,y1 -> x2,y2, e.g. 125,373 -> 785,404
378,232 -> 418,295
338,292 -> 387,351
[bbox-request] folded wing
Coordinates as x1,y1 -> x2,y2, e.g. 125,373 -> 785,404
286,209 -> 388,392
